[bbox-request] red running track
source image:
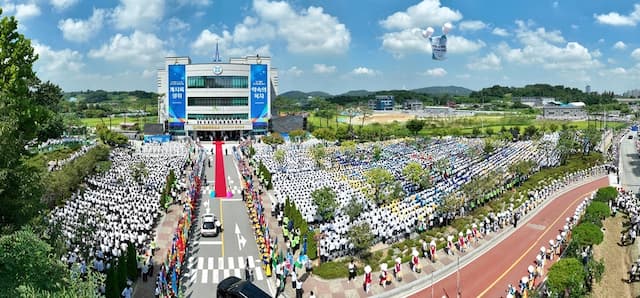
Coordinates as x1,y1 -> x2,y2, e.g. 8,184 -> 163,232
214,141 -> 227,198
408,177 -> 609,298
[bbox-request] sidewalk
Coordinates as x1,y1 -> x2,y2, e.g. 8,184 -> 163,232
259,174 -> 606,298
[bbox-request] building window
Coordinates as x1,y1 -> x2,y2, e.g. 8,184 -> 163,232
187,76 -> 248,88
188,97 -> 249,106
187,113 -> 249,120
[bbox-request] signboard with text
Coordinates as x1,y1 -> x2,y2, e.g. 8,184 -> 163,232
168,64 -> 186,130
250,64 -> 268,130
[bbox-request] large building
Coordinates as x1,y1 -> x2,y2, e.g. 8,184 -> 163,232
368,95 -> 394,111
542,102 -> 587,120
157,55 -> 278,140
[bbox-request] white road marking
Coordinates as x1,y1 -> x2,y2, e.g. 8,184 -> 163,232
197,257 -> 204,270
228,257 -> 235,269
248,255 -> 255,268
194,240 -> 223,245
218,257 -> 224,269
213,269 -> 219,283
238,257 -> 245,269
255,264 -> 264,281
201,269 -> 208,283
208,257 -> 214,270
234,268 -> 241,278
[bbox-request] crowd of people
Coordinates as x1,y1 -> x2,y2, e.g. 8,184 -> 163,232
47,142 -> 98,171
49,141 -> 191,294
252,135 -> 562,260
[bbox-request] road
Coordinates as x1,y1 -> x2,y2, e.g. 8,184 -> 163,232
406,177 -> 609,298
619,130 -> 640,193
182,143 -> 273,297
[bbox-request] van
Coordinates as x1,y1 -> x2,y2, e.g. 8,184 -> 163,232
216,276 -> 271,298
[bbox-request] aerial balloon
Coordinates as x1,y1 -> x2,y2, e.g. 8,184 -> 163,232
422,23 -> 451,61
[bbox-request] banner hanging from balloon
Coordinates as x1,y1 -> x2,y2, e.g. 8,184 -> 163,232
422,22 -> 452,61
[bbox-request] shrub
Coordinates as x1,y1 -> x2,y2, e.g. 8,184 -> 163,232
572,223 -> 604,247
594,186 -> 617,203
547,258 -> 587,298
582,201 -> 609,226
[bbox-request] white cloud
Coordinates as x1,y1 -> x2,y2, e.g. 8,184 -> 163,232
191,29 -> 271,58
89,31 -> 167,66
32,41 -> 84,74
492,27 -> 509,37
380,0 -> 462,30
571,24 -> 579,30
284,66 -> 303,77
112,0 -> 164,30
632,48 -> 640,60
58,9 -> 106,42
3,2 -> 41,20
351,67 -> 379,76
421,67 -> 447,77
175,0 -> 210,6
613,41 -> 627,50
467,53 -> 501,70
380,28 -> 484,57
594,4 -> 640,26
232,16 -> 276,44
253,0 -> 350,54
598,38 -> 605,43
612,67 -> 627,75
50,0 -> 78,10
142,69 -> 155,78
459,20 -> 486,31
496,21 -> 602,71
313,64 -> 336,74
167,17 -> 190,32
552,1 -> 559,8
607,58 -> 616,64
592,49 -> 602,58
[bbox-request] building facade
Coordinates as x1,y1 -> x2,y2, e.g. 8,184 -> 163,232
368,95 -> 394,111
157,55 -> 278,140
542,102 -> 587,120
403,99 -> 424,111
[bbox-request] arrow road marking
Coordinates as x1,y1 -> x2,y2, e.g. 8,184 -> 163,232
235,223 -> 247,251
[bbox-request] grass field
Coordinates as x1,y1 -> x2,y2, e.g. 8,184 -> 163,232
80,116 -> 158,128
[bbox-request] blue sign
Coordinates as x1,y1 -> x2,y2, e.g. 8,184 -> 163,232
632,125 -> 638,132
168,64 -> 186,129
144,135 -> 171,143
250,64 -> 268,130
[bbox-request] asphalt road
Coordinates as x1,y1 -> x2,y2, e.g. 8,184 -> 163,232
183,144 -> 273,297
619,130 -> 640,193
404,177 -> 609,298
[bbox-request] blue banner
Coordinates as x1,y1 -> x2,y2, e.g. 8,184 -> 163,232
250,64 -> 268,130
168,64 -> 186,129
144,135 -> 171,143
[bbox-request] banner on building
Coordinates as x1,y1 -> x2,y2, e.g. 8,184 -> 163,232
144,135 -> 171,143
168,64 -> 186,130
250,64 -> 269,130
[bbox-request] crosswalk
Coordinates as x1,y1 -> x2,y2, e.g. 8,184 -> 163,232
186,255 -> 264,284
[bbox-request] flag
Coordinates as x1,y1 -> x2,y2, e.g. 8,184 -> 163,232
171,268 -> 178,297
302,236 -> 308,256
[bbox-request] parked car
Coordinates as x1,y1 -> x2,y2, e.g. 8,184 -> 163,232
201,214 -> 220,237
217,276 -> 271,298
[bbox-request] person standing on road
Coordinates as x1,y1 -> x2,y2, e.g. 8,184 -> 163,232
295,279 -> 303,298
348,259 -> 356,283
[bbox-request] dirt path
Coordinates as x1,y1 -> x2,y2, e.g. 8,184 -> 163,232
591,214 -> 634,298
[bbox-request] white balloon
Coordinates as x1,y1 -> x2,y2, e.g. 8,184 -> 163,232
442,22 -> 453,34
422,27 -> 434,38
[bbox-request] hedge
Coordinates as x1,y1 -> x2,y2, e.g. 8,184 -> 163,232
594,186 -> 617,203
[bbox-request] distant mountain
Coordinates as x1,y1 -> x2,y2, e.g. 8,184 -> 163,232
279,90 -> 332,99
340,89 -> 373,97
411,86 -> 473,96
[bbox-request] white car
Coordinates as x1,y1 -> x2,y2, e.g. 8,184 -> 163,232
202,214 -> 221,237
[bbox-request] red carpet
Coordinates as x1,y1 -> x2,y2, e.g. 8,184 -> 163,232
214,141 -> 227,198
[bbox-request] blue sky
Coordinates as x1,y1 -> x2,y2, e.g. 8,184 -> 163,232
5,0 -> 640,94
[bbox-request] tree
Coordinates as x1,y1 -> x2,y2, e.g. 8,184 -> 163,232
347,222 -> 375,258
523,125 -> 538,140
582,128 -> 601,154
594,186 -> 617,203
311,187 -> 338,222
263,132 -> 285,145
549,123 -> 559,132
582,201 -> 609,226
341,140 -> 357,159
571,223 -> 604,246
0,229 -> 67,297
372,145 -> 382,161
556,129 -> 579,165
359,106 -> 372,130
126,242 -> 138,281
342,198 -> 364,221
508,160 -> 535,178
288,129 -> 307,142
547,258 -> 587,298
403,161 -> 431,190
471,127 -> 481,137
130,162 -> 148,185
274,148 -> 286,172
364,167 -> 397,205
310,144 -> 326,169
485,127 -> 494,136
406,119 -> 425,139
312,127 -> 335,141
483,139 -> 496,157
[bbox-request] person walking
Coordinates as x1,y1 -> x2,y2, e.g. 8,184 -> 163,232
348,259 -> 357,283
295,279 -> 303,298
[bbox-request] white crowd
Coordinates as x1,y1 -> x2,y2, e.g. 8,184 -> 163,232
253,134 -> 565,260
49,141 -> 190,292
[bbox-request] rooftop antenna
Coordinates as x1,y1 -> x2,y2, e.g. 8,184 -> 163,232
214,40 -> 221,62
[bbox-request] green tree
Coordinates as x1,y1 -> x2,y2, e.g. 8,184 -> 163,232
263,132 -> 285,145
556,129 -> 579,164
571,223 -> 604,246
342,198 -> 364,221
126,242 -> 138,281
347,222 -> 375,258
310,144 -> 326,169
341,140 -> 357,159
406,119 -> 425,139
288,129 -> 307,142
471,127 -> 481,137
594,186 -> 617,203
484,127 -> 494,136
582,128 -> 601,154
508,160 -> 535,178
483,138 -> 495,156
372,145 -> 382,161
547,258 -> 587,298
0,229 -> 67,296
523,125 -> 538,140
403,161 -> 431,190
582,201 -> 609,226
549,123 -> 559,132
312,127 -> 335,141
274,148 -> 286,172
130,162 -> 148,185
364,167 -> 398,205
311,187 -> 338,222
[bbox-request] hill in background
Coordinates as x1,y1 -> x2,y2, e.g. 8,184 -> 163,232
279,86 -> 472,99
